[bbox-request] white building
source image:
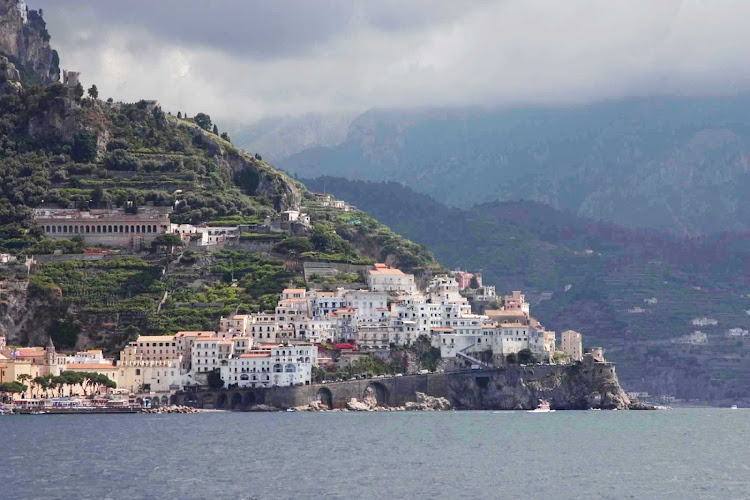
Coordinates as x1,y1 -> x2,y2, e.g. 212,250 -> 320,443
367,263 -> 416,294
221,343 -> 317,388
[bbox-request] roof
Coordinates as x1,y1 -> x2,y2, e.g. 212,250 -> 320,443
430,327 -> 454,332
369,265 -> 405,276
282,288 -> 306,294
65,363 -> 116,370
239,353 -> 271,358
174,331 -> 215,338
86,349 -> 103,354
15,348 -> 45,357
136,335 -> 175,342
500,323 -> 528,328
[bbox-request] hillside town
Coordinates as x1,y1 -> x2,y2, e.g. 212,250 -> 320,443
1,260 -> 592,407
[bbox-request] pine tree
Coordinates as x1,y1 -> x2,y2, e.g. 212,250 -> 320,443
212,124 -> 219,135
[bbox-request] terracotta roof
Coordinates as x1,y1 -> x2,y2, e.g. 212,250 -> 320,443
430,327 -> 454,332
239,353 -> 271,358
65,363 -> 116,370
282,288 -> 306,294
500,323 -> 528,328
136,335 -> 175,342
174,331 -> 215,338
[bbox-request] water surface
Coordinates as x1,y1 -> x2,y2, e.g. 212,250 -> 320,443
1,409 -> 748,499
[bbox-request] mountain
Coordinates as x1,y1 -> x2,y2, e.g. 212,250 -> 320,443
231,112 -> 355,163
0,0 -> 59,84
279,99 -> 750,235
303,176 -> 750,404
0,4 -> 441,353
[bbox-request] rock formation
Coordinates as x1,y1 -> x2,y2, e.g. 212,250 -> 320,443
0,0 -> 59,84
447,364 -> 632,410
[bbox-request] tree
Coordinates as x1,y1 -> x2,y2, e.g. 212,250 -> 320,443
0,381 -> 26,400
33,375 -> 50,397
17,373 -> 32,396
91,184 -> 105,208
151,233 -> 183,251
274,237 -> 314,256
506,352 -> 518,364
73,81 -> 84,101
194,112 -> 212,131
87,84 -> 98,99
207,369 -> 224,390
469,276 -> 480,289
177,111 -> 182,119
517,348 -> 535,364
212,124 -> 218,135
220,132 -> 231,142
71,132 -> 98,163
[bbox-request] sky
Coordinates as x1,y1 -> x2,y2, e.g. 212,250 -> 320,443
34,0 -> 750,125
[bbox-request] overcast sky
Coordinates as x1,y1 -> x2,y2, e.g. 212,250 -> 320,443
34,0 -> 750,125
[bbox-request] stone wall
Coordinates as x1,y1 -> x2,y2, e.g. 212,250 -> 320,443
174,362 -> 631,411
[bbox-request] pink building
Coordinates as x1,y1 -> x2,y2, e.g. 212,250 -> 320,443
454,270 -> 482,290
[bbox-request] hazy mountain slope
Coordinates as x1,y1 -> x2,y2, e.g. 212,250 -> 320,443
303,176 -> 750,403
282,98 -> 750,235
231,112 -> 355,163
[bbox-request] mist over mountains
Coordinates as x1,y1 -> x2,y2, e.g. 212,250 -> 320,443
273,96 -> 750,235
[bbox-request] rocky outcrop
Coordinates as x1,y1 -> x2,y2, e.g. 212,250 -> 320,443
404,392 -> 451,411
447,364 -> 632,410
0,0 -> 59,84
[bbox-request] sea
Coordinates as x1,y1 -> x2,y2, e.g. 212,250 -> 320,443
1,409 -> 748,500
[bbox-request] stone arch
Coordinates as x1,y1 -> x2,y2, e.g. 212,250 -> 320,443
169,395 -> 178,405
142,225 -> 146,233
46,225 -> 51,232
135,397 -> 144,405
202,394 -> 215,408
151,397 -> 160,408
240,373 -> 249,381
363,382 -> 389,407
273,364 -> 283,373
74,225 -> 79,233
285,364 -> 296,373
152,225 -> 157,233
135,225 -> 140,233
244,392 -> 257,406
85,226 -> 90,233
119,225 -> 124,233
316,387 -> 333,409
161,395 -> 168,406
231,392 -> 243,409
147,225 -> 152,233
131,225 -> 135,233
108,225 -> 113,233
216,393 -> 228,409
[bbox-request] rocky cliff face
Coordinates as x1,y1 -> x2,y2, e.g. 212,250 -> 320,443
0,0 -> 59,84
447,364 -> 632,410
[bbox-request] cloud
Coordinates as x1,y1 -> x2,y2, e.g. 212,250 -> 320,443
33,0 -> 750,125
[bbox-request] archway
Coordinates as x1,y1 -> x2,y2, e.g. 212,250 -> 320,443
216,393 -> 228,409
161,396 -> 169,406
151,397 -> 160,408
244,392 -> 257,407
316,387 -> 333,409
169,395 -> 178,405
202,394 -> 215,409
231,392 -> 242,410
363,382 -> 389,407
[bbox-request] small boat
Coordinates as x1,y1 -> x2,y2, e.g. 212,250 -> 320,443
731,405 -> 738,410
286,408 -> 295,412
528,400 -> 555,413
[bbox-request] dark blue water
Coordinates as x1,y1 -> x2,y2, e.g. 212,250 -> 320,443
1,409 -> 748,499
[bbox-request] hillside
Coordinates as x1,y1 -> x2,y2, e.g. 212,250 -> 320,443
0,4 -> 442,354
302,176 -> 750,403
279,100 -> 750,235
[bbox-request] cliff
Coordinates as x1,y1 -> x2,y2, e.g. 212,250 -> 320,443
447,364 -> 631,410
0,0 -> 59,84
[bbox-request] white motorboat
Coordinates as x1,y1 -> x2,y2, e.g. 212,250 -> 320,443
528,400 -> 555,413
731,405 -> 738,409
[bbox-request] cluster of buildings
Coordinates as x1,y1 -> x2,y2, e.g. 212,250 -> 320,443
1,261 -> 588,401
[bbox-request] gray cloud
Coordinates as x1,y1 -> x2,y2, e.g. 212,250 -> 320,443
32,0 -> 750,125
